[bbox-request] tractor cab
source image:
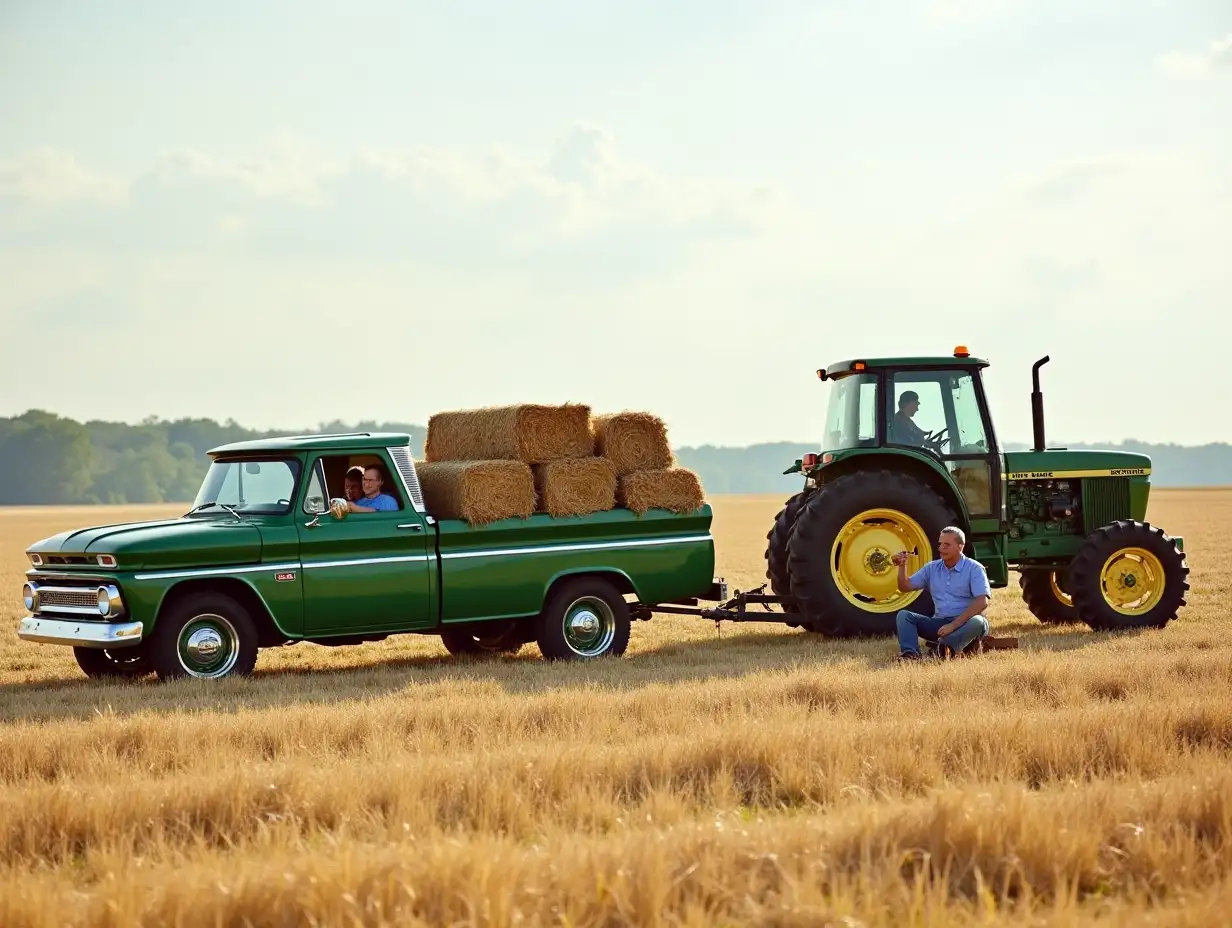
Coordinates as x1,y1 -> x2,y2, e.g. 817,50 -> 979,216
813,347 -> 1001,522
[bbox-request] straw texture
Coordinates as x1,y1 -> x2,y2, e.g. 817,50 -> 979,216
425,404 -> 593,464
533,458 -> 617,517
417,460 -> 536,525
617,468 -> 705,515
592,412 -> 674,476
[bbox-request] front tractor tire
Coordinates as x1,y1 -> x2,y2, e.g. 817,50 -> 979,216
764,490 -> 810,625
786,470 -> 955,637
149,591 -> 259,682
1068,520 -> 1189,631
1018,569 -> 1080,624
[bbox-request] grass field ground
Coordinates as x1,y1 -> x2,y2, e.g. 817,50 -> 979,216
1,491 -> 1228,926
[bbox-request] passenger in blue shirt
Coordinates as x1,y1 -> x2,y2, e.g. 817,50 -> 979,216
892,526 -> 990,660
346,465 -> 399,513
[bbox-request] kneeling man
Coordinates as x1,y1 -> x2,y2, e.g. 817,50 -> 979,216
892,526 -> 990,660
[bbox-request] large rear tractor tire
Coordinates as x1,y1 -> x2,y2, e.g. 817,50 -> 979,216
1068,520 -> 1189,631
1018,569 -> 1080,624
786,470 -> 955,637
764,490 -> 810,626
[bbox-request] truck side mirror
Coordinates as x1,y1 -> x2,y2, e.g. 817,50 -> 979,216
306,496 -> 327,515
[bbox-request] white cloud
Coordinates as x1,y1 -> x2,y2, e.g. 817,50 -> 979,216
0,148 -> 124,204
1157,32 -> 1232,77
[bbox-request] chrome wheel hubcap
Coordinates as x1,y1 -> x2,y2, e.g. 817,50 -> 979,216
562,597 -> 615,657
178,614 -> 240,678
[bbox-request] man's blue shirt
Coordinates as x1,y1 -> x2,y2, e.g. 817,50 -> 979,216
356,493 -> 398,512
908,554 -> 991,618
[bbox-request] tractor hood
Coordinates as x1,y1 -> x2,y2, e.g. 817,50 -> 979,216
1003,448 -> 1152,479
27,517 -> 263,572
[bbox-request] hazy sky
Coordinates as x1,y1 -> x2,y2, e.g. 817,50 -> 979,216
1,0 -> 1228,448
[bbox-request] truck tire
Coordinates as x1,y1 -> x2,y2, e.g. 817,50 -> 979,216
74,645 -> 152,680
149,591 -> 259,681
1018,569 -> 1080,624
765,491 -> 809,624
1068,520 -> 1189,631
786,470 -> 952,637
440,622 -> 525,657
536,577 -> 631,661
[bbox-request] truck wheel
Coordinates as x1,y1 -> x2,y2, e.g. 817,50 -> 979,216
536,577 -> 631,661
1068,520 -> 1189,631
440,622 -> 525,657
786,470 -> 953,637
149,591 -> 259,681
765,491 -> 809,624
74,646 -> 152,680
1018,569 -> 1080,624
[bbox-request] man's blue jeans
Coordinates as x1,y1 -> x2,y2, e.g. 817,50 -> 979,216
896,609 -> 989,656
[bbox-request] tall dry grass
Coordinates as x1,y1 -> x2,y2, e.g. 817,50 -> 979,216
0,491 -> 1227,926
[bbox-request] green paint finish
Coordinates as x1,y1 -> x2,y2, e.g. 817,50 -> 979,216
435,505 -> 715,623
1002,449 -> 1151,481
20,434 -> 717,661
27,518 -> 263,572
816,448 -> 974,528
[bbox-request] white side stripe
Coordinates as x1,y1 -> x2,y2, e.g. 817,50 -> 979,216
302,555 -> 432,570
130,535 -> 711,580
134,562 -> 301,581
440,534 -> 712,561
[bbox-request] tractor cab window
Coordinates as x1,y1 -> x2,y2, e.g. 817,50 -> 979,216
888,369 -> 994,515
821,372 -> 879,452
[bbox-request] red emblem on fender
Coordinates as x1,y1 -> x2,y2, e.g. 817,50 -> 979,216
275,572 -> 296,582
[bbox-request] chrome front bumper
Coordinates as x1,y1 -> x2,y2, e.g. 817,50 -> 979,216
17,616 -> 144,649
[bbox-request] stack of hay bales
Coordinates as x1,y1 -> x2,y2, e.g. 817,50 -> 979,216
417,403 -> 704,525
593,412 -> 704,516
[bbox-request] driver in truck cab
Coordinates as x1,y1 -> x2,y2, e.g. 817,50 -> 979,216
892,526 -> 991,660
891,391 -> 927,446
346,465 -> 399,512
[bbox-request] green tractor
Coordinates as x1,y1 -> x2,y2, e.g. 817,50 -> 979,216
765,348 -> 1190,636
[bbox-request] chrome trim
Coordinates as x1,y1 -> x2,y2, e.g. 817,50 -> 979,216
98,583 -> 124,618
18,616 -> 144,648
302,554 -> 432,570
387,444 -> 426,512
440,534 -> 713,561
133,562 -> 300,581
397,523 -> 424,532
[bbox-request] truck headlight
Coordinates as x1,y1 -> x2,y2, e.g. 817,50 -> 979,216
96,585 -> 122,617
23,583 -> 39,613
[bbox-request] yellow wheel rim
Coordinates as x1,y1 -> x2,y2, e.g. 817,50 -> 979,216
830,508 -> 931,613
1049,571 -> 1073,607
1099,548 -> 1165,615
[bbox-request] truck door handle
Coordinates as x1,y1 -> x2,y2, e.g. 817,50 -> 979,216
397,523 -> 423,532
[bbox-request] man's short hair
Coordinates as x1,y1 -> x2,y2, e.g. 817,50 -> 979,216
898,390 -> 919,409
345,465 -> 364,480
940,526 -> 966,545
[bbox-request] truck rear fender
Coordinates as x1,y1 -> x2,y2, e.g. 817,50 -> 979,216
543,568 -> 641,608
818,450 -> 972,531
156,577 -> 292,647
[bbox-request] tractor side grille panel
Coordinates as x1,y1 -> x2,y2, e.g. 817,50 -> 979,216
1082,478 -> 1130,533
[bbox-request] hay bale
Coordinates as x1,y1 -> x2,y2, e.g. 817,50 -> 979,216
417,461 -> 536,525
617,468 -> 705,515
534,458 -> 617,517
425,404 -> 593,464
592,412 -> 674,476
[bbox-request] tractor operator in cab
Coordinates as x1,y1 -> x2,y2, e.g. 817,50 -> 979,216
892,526 -> 990,660
890,390 -> 928,446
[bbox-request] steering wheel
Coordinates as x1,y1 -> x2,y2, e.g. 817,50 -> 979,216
921,427 -> 950,455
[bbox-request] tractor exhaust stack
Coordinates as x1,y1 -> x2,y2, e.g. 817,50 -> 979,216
1031,355 -> 1050,452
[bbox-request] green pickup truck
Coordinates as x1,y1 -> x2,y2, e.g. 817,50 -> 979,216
17,433 -> 721,681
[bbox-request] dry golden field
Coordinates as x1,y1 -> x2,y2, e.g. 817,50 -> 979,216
1,491 -> 1229,926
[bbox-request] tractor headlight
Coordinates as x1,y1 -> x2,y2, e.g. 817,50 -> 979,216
23,583 -> 39,613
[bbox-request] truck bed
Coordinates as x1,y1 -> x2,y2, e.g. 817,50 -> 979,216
432,505 -> 715,623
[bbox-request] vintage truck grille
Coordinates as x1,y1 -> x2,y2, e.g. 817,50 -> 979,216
1082,477 -> 1130,533
44,555 -> 91,566
40,588 -> 98,609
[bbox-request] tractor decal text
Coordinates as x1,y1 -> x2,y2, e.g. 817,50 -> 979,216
1007,468 -> 1151,481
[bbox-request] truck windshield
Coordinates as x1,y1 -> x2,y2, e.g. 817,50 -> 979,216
822,372 -> 879,451
190,458 -> 302,516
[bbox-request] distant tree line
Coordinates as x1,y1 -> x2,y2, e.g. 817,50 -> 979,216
0,409 -> 1226,505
